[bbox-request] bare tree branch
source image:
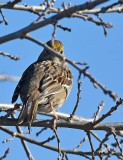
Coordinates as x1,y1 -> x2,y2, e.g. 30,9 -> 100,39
1,118 -> 123,131
0,103 -> 94,122
0,126 -> 123,158
1,1 -> 123,15
0,148 -> 11,160
92,98 -> 123,127
0,0 -> 109,44
0,74 -> 20,82
86,131 -> 95,160
0,9 -> 8,25
93,101 -> 105,122
11,114 -> 34,160
111,128 -> 123,156
70,73 -> 82,117
0,51 -> 20,60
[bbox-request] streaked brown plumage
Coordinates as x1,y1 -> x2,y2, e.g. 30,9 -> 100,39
12,40 -> 72,128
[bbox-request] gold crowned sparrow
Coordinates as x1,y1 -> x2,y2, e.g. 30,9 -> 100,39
12,40 -> 72,127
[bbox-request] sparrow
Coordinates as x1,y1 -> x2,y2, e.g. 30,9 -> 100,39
12,40 -> 72,129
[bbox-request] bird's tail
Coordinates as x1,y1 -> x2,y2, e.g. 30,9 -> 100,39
17,98 -> 39,132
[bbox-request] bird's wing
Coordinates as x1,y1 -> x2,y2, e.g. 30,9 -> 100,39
38,62 -> 72,98
11,62 -> 36,103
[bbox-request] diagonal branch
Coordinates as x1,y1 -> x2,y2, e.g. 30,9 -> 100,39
24,35 -> 118,101
86,131 -> 95,160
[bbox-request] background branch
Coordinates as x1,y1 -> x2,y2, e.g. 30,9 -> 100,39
0,51 -> 20,60
0,74 -> 20,82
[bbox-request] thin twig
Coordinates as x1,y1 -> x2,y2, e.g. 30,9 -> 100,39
91,130 -> 116,159
96,131 -> 111,153
0,148 -> 11,160
90,131 -> 113,152
93,101 -> 105,122
8,0 -> 22,6
96,14 -> 108,36
73,137 -> 87,151
57,24 -> 71,32
70,73 -> 82,117
0,51 -> 20,60
0,9 -> 8,25
112,139 -> 123,148
102,1 -> 121,11
11,114 -> 35,160
111,128 -> 123,156
40,135 -> 55,145
92,98 -> 123,127
87,132 -> 95,160
0,104 -> 20,119
35,2 -> 50,22
73,13 -> 112,30
52,21 -> 58,40
61,152 -> 69,160
36,127 -> 48,136
2,135 -> 15,143
74,61 -> 88,66
53,126 -> 61,159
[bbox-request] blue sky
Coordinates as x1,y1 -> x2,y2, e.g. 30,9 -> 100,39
0,1 -> 123,160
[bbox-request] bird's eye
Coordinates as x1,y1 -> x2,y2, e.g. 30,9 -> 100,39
60,50 -> 63,54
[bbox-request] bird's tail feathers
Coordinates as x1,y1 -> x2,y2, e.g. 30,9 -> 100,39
17,98 -> 39,127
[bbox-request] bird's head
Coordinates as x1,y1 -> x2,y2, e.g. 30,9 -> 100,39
47,40 -> 64,54
37,40 -> 65,63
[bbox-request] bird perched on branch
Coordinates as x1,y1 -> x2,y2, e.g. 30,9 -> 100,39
12,40 -> 72,130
